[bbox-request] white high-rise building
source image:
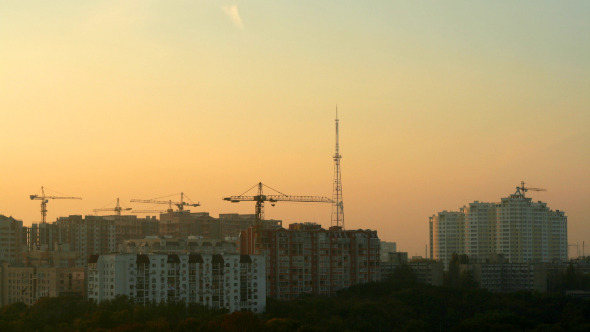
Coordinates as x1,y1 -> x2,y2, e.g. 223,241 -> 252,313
429,211 -> 465,268
463,202 -> 496,263
496,189 -> 567,263
88,253 -> 265,313
430,184 -> 568,268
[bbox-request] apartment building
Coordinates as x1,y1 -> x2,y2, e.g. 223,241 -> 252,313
463,202 -> 496,263
472,263 -> 547,293
87,253 -> 265,313
496,191 -> 567,263
380,241 -> 397,262
56,215 -> 117,266
160,211 -> 281,240
121,236 -> 238,255
0,215 -> 24,264
241,223 -> 380,299
430,186 -> 567,268
429,211 -> 465,268
0,262 -> 84,307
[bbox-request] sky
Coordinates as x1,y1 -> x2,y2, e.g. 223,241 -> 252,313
1,1 -> 589,257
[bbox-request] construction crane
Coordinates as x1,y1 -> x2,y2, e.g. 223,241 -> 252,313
514,181 -> 547,197
130,192 -> 200,213
223,182 -> 332,223
29,186 -> 82,224
130,209 -> 167,214
93,198 -> 132,216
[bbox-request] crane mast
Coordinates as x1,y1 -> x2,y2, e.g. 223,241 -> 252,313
93,198 -> 132,216
514,181 -> 547,197
29,186 -> 82,224
130,192 -> 200,213
223,182 -> 332,224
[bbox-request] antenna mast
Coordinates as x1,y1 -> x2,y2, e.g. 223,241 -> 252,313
331,107 -> 344,229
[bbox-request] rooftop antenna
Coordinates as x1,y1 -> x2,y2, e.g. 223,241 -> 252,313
331,106 -> 344,229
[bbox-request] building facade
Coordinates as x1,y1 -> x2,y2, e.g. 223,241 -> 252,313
429,211 -> 465,268
472,263 -> 547,293
463,202 -> 496,263
496,191 -> 567,263
87,253 -> 265,313
429,187 -> 567,268
56,215 -> 117,266
0,215 -> 24,264
159,212 -> 281,240
241,223 -> 380,299
121,236 -> 238,255
0,262 -> 84,307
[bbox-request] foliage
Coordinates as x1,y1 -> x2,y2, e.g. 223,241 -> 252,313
0,274 -> 589,331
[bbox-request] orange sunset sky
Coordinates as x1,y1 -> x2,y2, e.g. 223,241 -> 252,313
1,1 -> 589,257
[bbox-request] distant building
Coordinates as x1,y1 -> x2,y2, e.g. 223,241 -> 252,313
429,211 -> 465,269
159,212 -> 281,240
380,252 -> 409,280
121,236 -> 238,255
380,241 -> 397,262
0,215 -> 25,264
409,259 -> 444,286
28,222 -> 60,251
496,192 -> 567,263
21,250 -> 81,268
87,253 -> 265,313
241,223 -> 380,299
429,186 -> 567,268
0,262 -> 85,307
56,215 -> 117,266
100,215 -> 159,245
463,202 -> 496,263
472,263 -> 547,293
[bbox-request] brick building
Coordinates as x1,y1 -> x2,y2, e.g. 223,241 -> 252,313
241,223 -> 380,299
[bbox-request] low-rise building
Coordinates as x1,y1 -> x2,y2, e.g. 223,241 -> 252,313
472,263 -> 547,293
409,259 -> 444,286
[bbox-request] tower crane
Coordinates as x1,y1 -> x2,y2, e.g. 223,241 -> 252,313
93,198 -> 132,216
514,181 -> 547,197
223,182 -> 332,224
130,192 -> 200,213
29,186 -> 82,224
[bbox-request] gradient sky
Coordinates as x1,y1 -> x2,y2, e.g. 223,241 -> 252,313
1,1 -> 589,257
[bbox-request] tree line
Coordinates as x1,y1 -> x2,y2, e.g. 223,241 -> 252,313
0,265 -> 589,331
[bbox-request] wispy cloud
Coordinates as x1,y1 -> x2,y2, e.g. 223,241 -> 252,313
222,5 -> 243,29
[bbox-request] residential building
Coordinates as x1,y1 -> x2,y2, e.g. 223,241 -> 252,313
159,212 -> 281,240
28,222 -> 60,251
472,263 -> 547,293
87,253 -> 265,313
463,202 -> 496,263
56,215 -> 117,266
121,236 -> 238,255
241,223 -> 380,299
409,259 -> 444,286
0,262 -> 85,307
0,215 -> 24,264
496,189 -> 567,263
429,186 -> 567,268
380,241 -> 397,262
429,211 -> 465,268
99,215 -> 159,245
